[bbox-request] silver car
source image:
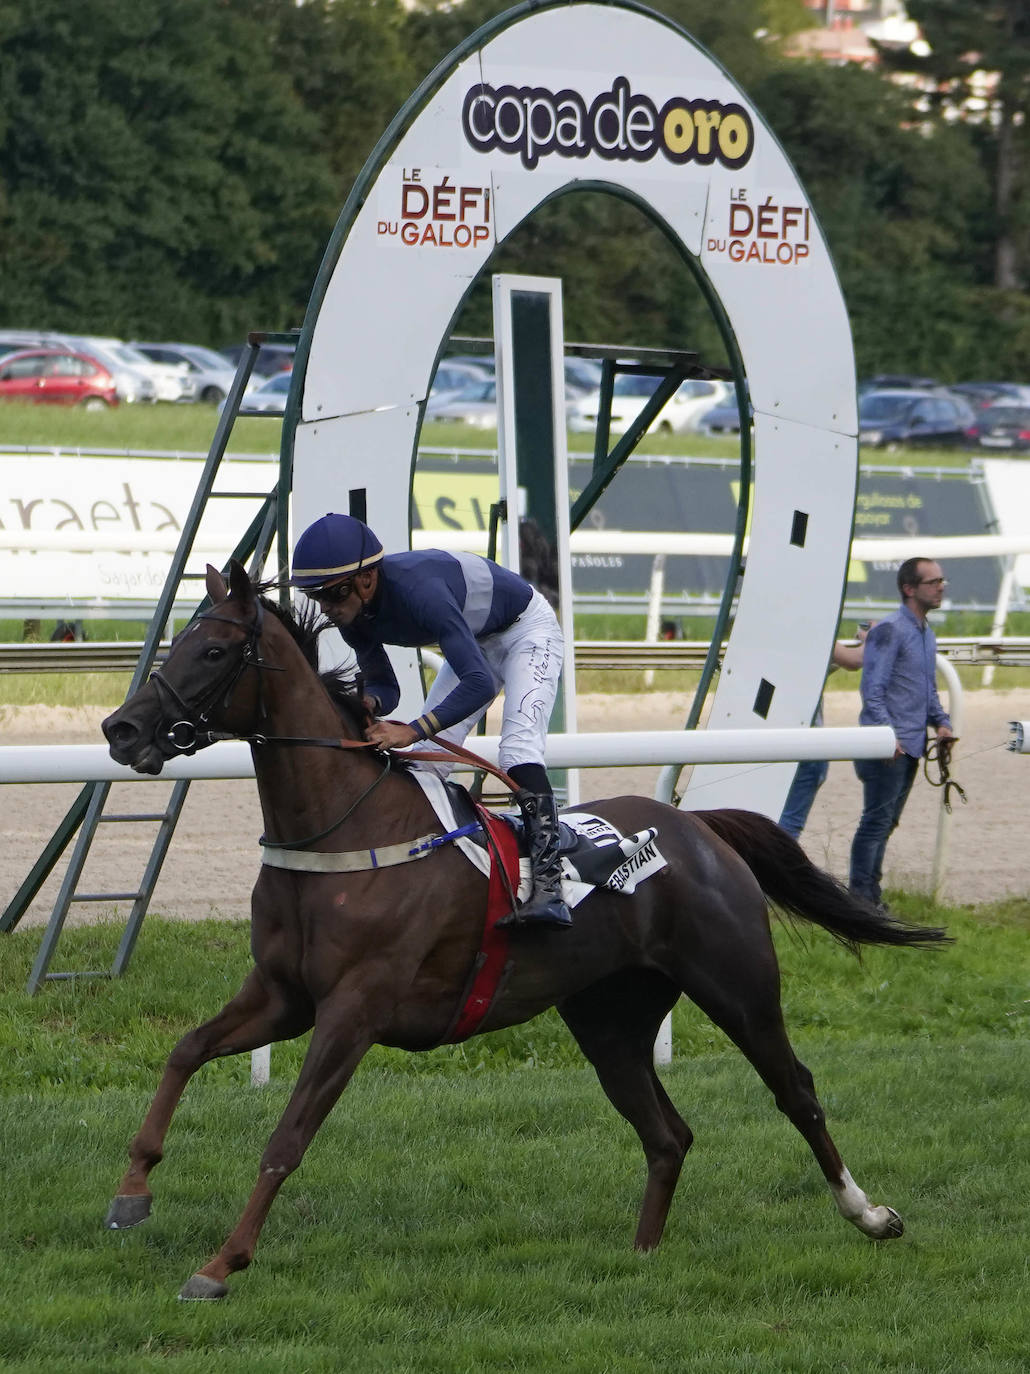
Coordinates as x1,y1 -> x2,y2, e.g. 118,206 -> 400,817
130,341 -> 238,404
60,335 -> 195,403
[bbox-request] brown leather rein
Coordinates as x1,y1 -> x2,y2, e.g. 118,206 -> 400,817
200,723 -> 521,795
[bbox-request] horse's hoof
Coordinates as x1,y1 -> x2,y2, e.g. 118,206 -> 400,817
178,1273 -> 229,1302
105,1194 -> 152,1229
875,1207 -> 904,1240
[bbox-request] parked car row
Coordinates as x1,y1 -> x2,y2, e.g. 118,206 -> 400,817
0,329 -> 297,408
3,323 -> 1027,453
425,356 -> 735,436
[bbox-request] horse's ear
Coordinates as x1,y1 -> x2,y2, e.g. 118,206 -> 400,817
227,558 -> 254,604
205,564 -> 228,603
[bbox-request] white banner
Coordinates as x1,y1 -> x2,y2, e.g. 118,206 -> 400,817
980,458 -> 1030,586
0,452 -> 277,612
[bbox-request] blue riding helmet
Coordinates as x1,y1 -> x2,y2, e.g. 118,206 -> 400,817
291,513 -> 385,588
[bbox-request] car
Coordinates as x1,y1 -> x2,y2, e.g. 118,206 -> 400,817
237,369 -> 293,416
442,352 -> 495,376
442,352 -> 603,397
0,329 -> 55,359
949,381 -> 1030,410
858,388 -> 976,449
697,393 -> 749,435
221,342 -> 296,378
59,335 -> 196,402
965,403 -> 1030,453
424,378 -> 501,427
130,341 -> 238,404
0,330 -> 164,402
858,373 -> 941,393
43,336 -> 159,405
563,356 -> 604,395
430,359 -> 493,403
0,347 -> 119,408
566,373 -> 732,435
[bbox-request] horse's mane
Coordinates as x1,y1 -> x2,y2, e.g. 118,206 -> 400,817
254,588 -> 371,733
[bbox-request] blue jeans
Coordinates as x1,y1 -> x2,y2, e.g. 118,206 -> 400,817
779,759 -> 829,839
848,754 -> 919,903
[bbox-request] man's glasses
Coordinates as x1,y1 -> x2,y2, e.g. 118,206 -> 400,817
918,577 -> 947,587
309,579 -> 353,604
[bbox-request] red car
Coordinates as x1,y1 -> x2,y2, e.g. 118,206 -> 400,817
0,347 -> 119,408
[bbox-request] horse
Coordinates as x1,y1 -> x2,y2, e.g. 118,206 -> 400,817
101,560 -> 948,1301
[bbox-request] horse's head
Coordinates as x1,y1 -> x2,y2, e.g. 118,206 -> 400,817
103,560 -> 270,775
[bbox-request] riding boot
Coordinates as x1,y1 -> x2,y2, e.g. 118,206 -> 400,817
498,789 -> 572,930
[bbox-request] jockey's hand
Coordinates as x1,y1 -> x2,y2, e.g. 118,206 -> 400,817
365,719 -> 419,752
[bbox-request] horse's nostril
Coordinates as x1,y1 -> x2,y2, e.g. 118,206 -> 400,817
103,717 -> 137,747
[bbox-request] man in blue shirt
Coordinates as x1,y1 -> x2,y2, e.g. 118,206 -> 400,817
291,512 -> 571,929
849,556 -> 954,908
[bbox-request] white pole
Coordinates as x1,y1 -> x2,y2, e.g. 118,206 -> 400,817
653,1015 -> 672,1066
0,727 -> 897,785
931,653 -> 964,903
982,558 -> 1016,687
250,1044 -> 271,1087
643,553 -> 666,689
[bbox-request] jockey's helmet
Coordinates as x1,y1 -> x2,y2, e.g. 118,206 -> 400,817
291,513 -> 384,588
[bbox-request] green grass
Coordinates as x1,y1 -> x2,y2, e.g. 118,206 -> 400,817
0,399 -> 279,456
3,408 -> 1027,1365
0,400 -> 983,468
0,898 -> 1027,1370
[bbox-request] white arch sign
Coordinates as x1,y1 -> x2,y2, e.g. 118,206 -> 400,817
285,0 -> 858,818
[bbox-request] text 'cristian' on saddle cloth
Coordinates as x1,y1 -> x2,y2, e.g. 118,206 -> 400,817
412,772 -> 668,907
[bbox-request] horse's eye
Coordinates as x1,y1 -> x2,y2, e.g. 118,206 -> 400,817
203,646 -> 225,662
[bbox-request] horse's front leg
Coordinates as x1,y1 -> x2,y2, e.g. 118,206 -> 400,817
179,994 -> 375,1301
106,969 -> 312,1230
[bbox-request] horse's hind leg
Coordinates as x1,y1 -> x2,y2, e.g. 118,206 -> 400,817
106,968 -> 312,1231
559,970 -> 690,1251
677,922 -> 903,1241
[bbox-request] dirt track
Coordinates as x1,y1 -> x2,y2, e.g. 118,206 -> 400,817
2,689 -> 1028,932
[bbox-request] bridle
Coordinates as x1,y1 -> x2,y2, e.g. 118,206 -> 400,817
149,599 -> 282,755
145,591 -> 521,851
147,595 -> 394,849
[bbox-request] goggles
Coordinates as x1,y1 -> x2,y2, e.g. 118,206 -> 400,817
308,578 -> 354,605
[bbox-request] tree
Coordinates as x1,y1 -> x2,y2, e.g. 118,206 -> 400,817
880,0 -> 1030,291
751,58 -> 991,376
0,0 -> 337,343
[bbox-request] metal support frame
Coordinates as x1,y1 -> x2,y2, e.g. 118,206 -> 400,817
4,332 -> 297,993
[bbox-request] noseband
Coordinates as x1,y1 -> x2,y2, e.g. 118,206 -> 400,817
149,600 -> 281,753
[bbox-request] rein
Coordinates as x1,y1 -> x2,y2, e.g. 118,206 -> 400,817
196,724 -> 521,795
923,736 -> 967,812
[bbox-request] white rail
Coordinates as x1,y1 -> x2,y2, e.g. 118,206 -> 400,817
0,726 -> 896,785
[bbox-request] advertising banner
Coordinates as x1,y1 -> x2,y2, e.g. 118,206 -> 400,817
979,458 -> 1030,587
0,452 -> 276,615
414,454 -> 1004,609
1,449 -> 1004,617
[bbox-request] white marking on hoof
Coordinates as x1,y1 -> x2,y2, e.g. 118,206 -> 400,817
830,1168 -> 904,1239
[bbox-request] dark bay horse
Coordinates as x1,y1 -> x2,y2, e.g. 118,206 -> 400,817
101,561 -> 948,1300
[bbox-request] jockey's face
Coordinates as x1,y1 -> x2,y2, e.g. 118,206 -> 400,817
310,568 -> 376,627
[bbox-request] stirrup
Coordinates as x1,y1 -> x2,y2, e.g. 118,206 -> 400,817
497,892 -> 572,931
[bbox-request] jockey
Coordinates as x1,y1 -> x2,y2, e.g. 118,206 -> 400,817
290,512 -> 571,930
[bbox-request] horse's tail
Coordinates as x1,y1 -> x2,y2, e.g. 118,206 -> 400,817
695,808 -> 951,952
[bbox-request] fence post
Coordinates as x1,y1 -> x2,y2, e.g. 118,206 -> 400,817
932,653 -> 964,903
643,553 -> 667,688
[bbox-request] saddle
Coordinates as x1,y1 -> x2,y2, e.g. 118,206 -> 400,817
441,780 -> 664,898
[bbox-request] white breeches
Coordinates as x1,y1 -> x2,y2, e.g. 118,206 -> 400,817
410,589 -> 563,777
